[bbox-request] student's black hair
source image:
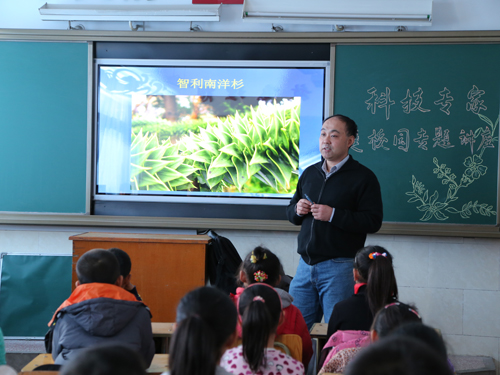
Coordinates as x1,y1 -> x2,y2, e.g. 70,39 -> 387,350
108,247 -> 132,277
354,245 -> 398,315
238,283 -> 282,373
371,302 -> 422,338
169,286 -> 237,375
237,246 -> 281,287
344,336 -> 453,375
323,114 -> 358,139
59,343 -> 146,375
76,248 -> 120,285
391,323 -> 448,362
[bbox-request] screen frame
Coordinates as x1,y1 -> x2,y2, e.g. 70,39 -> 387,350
93,58 -> 330,209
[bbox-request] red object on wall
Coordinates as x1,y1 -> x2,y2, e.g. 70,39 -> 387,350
192,0 -> 243,3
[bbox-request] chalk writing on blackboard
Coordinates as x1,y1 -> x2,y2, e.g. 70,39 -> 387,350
434,87 -> 454,115
366,85 -> 488,119
393,129 -> 410,152
352,135 -> 363,153
405,113 -> 499,221
460,130 -> 475,154
433,127 -> 455,149
466,85 -> 486,114
400,88 -> 430,114
414,128 -> 429,150
368,129 -> 389,151
365,87 -> 395,120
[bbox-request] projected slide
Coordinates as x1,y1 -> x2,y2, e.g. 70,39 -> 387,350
96,62 -> 327,201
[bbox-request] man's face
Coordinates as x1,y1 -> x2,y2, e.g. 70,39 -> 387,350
319,117 -> 355,164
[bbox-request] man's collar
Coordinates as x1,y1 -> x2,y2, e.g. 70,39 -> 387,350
322,154 -> 350,175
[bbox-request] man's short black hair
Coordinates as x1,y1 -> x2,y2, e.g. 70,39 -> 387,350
108,248 -> 132,277
323,114 -> 358,139
76,248 -> 120,285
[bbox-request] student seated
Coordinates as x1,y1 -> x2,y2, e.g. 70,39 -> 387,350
48,248 -> 154,366
222,284 -> 305,375
391,322 -> 454,373
108,248 -> 142,301
319,302 -> 422,374
59,343 -> 147,375
327,245 -> 398,338
231,247 -> 313,366
344,336 -> 453,375
165,286 -> 238,375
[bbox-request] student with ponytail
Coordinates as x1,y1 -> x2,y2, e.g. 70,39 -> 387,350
221,284 -> 304,375
327,245 -> 398,338
232,246 -> 313,366
166,287 -> 238,375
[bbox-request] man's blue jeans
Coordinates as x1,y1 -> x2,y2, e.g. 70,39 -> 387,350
290,257 -> 355,330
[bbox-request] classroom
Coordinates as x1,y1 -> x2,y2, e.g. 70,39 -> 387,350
1,0 -> 500,374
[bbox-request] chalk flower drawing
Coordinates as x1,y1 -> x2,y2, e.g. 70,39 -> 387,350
406,114 -> 498,221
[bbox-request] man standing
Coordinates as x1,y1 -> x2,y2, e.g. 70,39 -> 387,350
286,114 -> 383,329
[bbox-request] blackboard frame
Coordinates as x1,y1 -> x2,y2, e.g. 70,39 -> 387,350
332,43 -> 500,226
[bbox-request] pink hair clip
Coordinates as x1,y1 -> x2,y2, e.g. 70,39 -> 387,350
253,296 -> 265,303
384,302 -> 421,319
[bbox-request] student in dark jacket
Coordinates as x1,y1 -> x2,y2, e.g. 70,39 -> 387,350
327,245 -> 398,338
48,249 -> 154,367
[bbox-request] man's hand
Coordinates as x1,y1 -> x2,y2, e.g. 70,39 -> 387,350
311,203 -> 333,221
296,199 -> 312,215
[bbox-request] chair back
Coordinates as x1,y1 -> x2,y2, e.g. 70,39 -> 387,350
274,334 -> 302,362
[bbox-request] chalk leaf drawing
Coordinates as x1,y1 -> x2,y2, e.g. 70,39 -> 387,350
406,114 -> 498,221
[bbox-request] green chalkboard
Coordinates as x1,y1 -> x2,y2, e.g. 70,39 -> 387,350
0,41 -> 88,213
334,44 -> 500,225
0,254 -> 72,337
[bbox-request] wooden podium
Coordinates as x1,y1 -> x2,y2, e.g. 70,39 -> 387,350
69,232 -> 211,322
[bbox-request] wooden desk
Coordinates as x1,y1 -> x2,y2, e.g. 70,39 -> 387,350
69,232 -> 211,322
21,353 -> 169,374
310,323 -> 328,339
152,322 -> 175,337
152,322 -> 175,353
22,354 -> 53,372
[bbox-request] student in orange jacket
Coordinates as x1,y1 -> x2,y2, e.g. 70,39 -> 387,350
48,249 -> 154,367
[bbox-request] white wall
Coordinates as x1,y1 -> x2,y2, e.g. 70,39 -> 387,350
2,0 -> 500,32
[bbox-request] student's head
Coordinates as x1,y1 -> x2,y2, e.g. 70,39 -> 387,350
238,283 -> 282,372
354,245 -> 398,314
238,246 -> 281,287
0,365 -> 17,375
169,287 -> 238,375
59,343 -> 146,375
344,336 -> 453,375
108,248 -> 131,278
108,247 -> 132,288
391,323 -> 448,362
76,249 -> 121,286
371,302 -> 422,342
